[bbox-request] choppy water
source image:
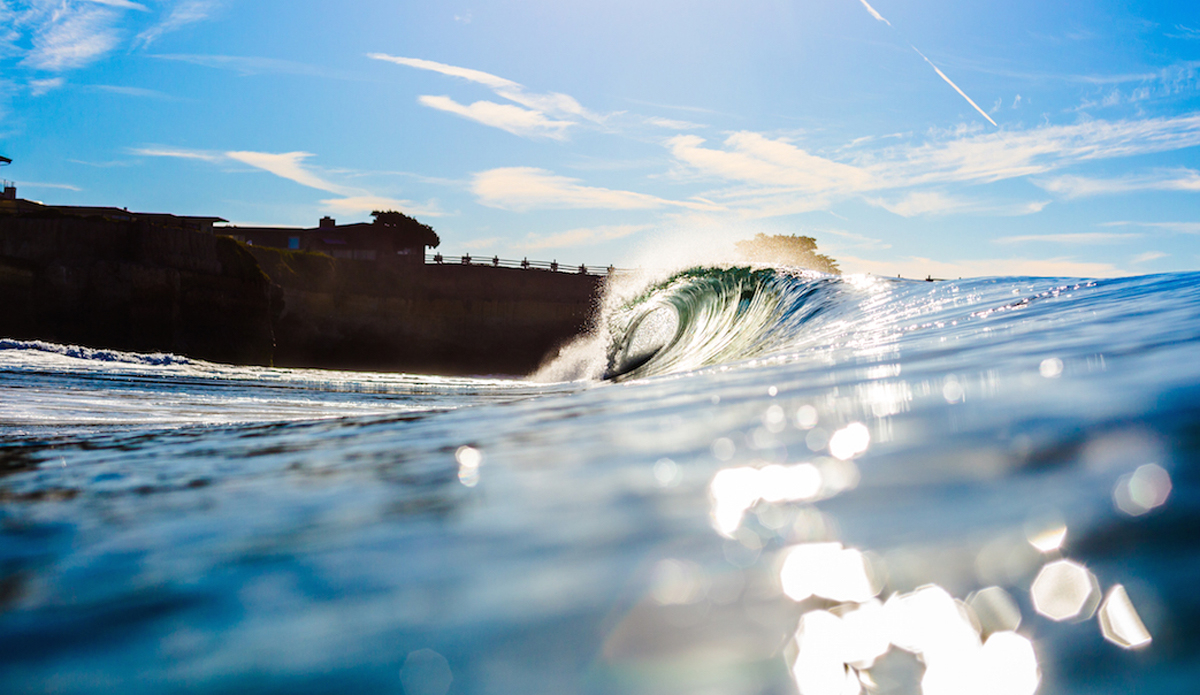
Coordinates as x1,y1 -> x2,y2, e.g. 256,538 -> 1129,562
1,268 -> 1198,695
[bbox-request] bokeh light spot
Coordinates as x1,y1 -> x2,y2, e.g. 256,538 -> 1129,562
828,423 -> 870,460
1039,358 -> 1063,378
1114,463 -> 1171,516
1098,584 -> 1152,649
780,542 -> 879,603
1031,560 -> 1098,621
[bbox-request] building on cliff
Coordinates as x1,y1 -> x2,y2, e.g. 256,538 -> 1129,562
0,188 -> 603,374
0,189 -> 276,365
0,186 -> 226,233
226,212 -> 439,268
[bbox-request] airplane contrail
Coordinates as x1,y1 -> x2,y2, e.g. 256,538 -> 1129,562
858,0 -> 891,26
854,0 -> 998,127
911,47 -> 999,127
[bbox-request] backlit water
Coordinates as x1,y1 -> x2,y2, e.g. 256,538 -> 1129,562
1,268 -> 1198,694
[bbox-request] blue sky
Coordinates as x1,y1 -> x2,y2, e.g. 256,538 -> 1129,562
1,0 -> 1198,277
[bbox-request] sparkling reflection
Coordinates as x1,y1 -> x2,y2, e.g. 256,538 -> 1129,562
780,542 -> 880,603
1031,559 -> 1099,621
455,445 -> 482,487
828,423 -> 870,460
709,463 -> 827,537
1113,463 -> 1172,516
1098,584 -> 1152,649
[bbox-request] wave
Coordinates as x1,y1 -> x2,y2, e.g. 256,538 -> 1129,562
0,338 -> 199,366
603,266 -> 841,380
590,266 -> 1200,382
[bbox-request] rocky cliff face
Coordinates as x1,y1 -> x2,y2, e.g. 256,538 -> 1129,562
246,246 -> 602,375
0,215 -> 275,364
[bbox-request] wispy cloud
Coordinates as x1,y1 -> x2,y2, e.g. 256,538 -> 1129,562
866,191 -> 1047,217
1037,169 -> 1200,198
1166,24 -> 1200,40
135,0 -> 220,48
133,146 -> 443,217
517,224 -> 653,250
88,0 -> 149,10
644,116 -> 705,130
820,228 -> 892,250
370,53 -> 602,139
667,132 -> 874,195
226,151 -> 356,195
148,53 -> 355,79
17,181 -> 83,191
993,232 -> 1142,244
659,114 -> 1200,218
471,167 -> 722,212
1103,220 -> 1200,234
130,145 -> 224,162
91,84 -> 176,99
417,95 -> 575,140
24,5 -> 122,71
1132,251 -> 1167,263
29,77 -> 64,95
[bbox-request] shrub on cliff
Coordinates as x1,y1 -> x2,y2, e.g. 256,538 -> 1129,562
734,233 -> 840,274
371,210 -> 440,249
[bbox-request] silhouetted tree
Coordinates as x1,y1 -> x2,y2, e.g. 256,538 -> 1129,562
371,210 -> 440,249
734,233 -> 840,274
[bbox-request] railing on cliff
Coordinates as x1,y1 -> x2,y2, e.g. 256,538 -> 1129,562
425,253 -> 618,277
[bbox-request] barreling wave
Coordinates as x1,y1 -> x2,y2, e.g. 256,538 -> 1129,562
603,266 -> 844,380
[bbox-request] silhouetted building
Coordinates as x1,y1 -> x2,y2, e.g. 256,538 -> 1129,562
227,216 -> 436,267
0,188 -> 225,232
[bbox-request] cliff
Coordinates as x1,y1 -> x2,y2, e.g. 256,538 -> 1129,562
0,204 -> 604,374
0,213 -> 276,365
245,246 -> 602,375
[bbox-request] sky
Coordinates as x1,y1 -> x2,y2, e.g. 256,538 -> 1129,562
1,0 -> 1198,278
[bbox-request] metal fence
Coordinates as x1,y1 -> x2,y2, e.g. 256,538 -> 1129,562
425,253 -> 616,276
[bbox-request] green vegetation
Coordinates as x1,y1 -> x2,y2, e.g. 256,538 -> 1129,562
238,242 -> 336,288
734,233 -> 840,274
371,209 -> 440,249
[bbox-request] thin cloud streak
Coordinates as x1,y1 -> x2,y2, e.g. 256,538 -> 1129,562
149,54 -> 358,79
370,53 -> 602,139
135,0 -> 221,48
518,224 -> 653,250
472,167 -> 723,212
1038,169 -> 1200,198
130,146 -> 224,162
134,146 -> 441,217
865,191 -> 1046,217
418,95 -> 574,140
994,232 -> 1142,244
1104,221 -> 1200,234
226,151 -> 356,196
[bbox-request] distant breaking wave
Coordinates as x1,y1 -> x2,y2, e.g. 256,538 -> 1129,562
0,339 -> 198,366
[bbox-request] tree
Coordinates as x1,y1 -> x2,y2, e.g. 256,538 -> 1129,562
734,233 -> 840,274
370,210 -> 440,248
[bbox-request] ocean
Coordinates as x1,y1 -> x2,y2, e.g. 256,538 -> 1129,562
0,267 -> 1197,695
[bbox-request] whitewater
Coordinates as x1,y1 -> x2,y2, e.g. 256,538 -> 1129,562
1,267 -> 1198,695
